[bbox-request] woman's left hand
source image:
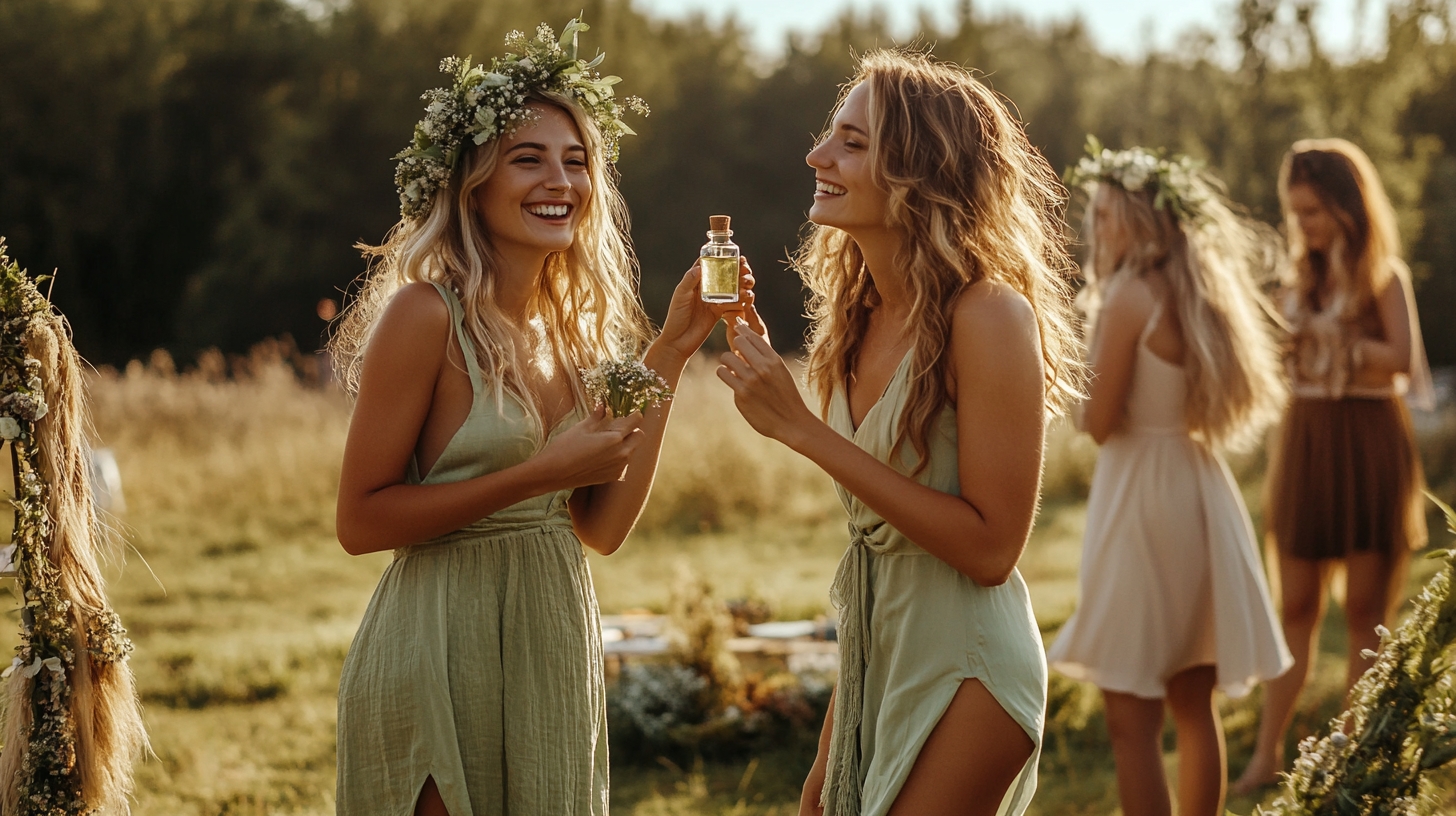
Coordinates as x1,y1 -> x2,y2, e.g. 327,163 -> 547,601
717,318 -> 818,447
654,257 -> 760,365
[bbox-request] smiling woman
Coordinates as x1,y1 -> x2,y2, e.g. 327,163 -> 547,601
323,19 -> 755,816
715,49 -> 1084,816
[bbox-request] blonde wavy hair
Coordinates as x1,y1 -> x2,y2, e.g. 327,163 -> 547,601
1278,137 -> 1400,321
796,49 -> 1085,469
330,91 -> 651,427
1079,177 -> 1287,451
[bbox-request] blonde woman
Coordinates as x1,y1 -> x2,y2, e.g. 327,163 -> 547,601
717,50 -> 1083,816
328,22 -> 752,816
1233,138 -> 1434,793
1046,145 -> 1292,816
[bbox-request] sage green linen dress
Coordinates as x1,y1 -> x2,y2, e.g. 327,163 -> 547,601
337,283 -> 605,816
820,353 -> 1046,816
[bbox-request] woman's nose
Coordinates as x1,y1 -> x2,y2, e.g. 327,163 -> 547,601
543,160 -> 571,191
806,141 -> 830,169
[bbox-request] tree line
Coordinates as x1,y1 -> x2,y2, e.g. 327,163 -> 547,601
1,0 -> 1453,365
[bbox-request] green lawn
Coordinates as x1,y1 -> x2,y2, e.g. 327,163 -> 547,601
7,348 -> 1445,815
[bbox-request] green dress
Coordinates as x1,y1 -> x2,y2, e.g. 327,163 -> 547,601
821,352 -> 1045,816
337,283 -> 605,815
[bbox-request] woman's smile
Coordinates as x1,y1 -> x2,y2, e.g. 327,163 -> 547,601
524,200 -> 574,224
815,179 -> 848,198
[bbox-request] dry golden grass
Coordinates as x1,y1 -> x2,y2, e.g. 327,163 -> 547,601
6,342 -> 1445,815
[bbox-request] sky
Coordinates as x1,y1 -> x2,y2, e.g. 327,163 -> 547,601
632,0 -> 1385,61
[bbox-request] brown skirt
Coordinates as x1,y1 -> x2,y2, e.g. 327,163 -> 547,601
1265,397 -> 1428,560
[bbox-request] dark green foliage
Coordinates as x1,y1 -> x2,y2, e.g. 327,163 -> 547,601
1,0 -> 1454,364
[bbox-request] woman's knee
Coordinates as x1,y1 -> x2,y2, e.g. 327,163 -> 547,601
1280,583 -> 1325,626
1103,692 -> 1163,749
1165,666 -> 1217,717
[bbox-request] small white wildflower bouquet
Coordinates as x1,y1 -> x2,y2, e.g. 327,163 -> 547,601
581,359 -> 672,418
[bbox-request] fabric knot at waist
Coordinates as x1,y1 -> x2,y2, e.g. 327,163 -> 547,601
821,524 -> 876,816
394,515 -> 575,559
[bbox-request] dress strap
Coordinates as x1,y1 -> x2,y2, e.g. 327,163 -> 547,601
427,281 -> 484,395
1138,300 -> 1165,347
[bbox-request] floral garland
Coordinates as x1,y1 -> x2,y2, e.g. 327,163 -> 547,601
0,240 -> 133,816
394,17 -> 649,220
1065,135 -> 1212,222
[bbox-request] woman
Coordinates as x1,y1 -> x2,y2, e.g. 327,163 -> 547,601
716,50 -> 1083,816
1234,138 -> 1434,793
1046,144 -> 1292,816
328,21 -> 753,815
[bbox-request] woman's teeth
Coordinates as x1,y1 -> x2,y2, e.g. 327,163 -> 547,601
816,181 -> 847,195
527,204 -> 570,217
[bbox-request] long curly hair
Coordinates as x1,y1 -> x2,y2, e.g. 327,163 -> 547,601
1079,178 -> 1287,452
796,49 -> 1084,469
329,91 -> 651,429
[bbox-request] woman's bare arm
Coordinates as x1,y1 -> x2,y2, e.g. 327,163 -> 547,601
1352,271 -> 1415,382
1081,275 -> 1155,445
718,281 -> 1048,587
335,284 -> 642,555
567,260 -> 762,555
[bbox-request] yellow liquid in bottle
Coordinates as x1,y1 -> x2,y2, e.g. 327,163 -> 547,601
700,256 -> 739,303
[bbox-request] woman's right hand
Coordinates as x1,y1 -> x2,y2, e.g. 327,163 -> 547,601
798,759 -> 827,816
530,405 -> 645,489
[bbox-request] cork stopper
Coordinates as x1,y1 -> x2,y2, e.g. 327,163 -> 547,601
709,215 -> 731,232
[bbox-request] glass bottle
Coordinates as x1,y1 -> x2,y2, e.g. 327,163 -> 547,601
699,215 -> 740,303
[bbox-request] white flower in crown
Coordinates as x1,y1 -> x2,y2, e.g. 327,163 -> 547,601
393,17 -> 649,220
0,416 -> 19,440
1065,135 -> 1209,222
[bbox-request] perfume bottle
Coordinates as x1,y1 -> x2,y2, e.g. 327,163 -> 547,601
699,215 -> 740,303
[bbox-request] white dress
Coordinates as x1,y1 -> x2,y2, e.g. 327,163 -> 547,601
1047,305 -> 1292,698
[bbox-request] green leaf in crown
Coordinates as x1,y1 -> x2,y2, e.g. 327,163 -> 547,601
393,16 -> 650,220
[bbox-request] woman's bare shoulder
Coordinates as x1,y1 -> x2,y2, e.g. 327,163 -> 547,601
948,280 -> 1042,384
951,278 -> 1037,336
1100,271 -> 1157,319
364,282 -> 453,368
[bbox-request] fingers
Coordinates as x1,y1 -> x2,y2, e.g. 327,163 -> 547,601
717,348 -> 752,381
674,262 -> 703,299
605,412 -> 644,436
730,319 -> 778,366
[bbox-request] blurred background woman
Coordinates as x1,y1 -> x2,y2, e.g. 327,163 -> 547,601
1048,145 -> 1291,816
1234,137 -> 1435,794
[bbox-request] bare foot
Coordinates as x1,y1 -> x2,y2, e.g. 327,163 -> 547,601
1230,752 -> 1281,797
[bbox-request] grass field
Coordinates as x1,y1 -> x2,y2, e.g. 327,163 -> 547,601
11,343 -> 1451,815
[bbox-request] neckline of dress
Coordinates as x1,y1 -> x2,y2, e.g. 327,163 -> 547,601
845,349 -> 914,436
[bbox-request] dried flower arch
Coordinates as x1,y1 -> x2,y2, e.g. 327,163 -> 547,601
0,239 -> 145,815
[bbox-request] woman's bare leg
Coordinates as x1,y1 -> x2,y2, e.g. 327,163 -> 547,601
1103,689 -> 1171,816
1166,665 -> 1225,816
1343,547 -> 1409,689
1232,552 -> 1332,794
414,776 -> 450,816
886,679 -> 1033,816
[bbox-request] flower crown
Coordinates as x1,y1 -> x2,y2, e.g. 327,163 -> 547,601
1065,136 -> 1210,222
393,18 -> 649,220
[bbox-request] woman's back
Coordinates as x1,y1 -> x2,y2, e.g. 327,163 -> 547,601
1121,301 -> 1188,437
